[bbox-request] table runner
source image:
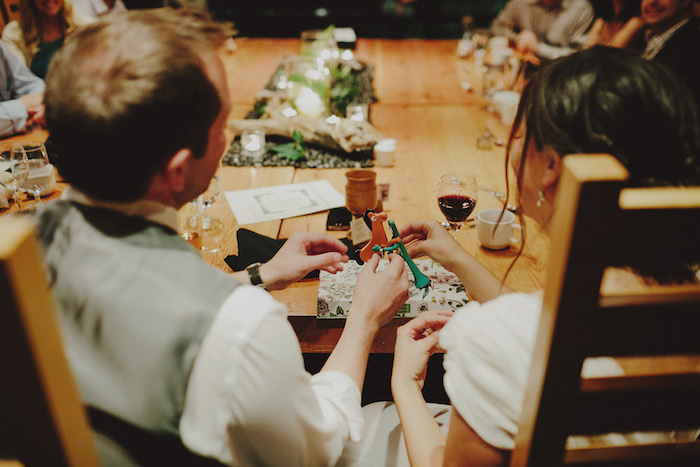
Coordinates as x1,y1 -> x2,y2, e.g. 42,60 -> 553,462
222,62 -> 378,169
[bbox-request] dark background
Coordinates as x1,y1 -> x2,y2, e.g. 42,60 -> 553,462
123,0 -> 507,39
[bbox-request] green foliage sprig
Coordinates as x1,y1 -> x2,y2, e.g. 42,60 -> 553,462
330,64 -> 360,116
270,129 -> 307,161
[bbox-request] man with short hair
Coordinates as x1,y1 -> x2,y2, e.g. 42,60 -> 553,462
490,0 -> 595,61
641,0 -> 700,108
38,8 -> 409,466
0,41 -> 44,138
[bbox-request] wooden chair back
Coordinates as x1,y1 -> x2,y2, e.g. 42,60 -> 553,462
0,215 -> 100,466
510,154 -> 700,466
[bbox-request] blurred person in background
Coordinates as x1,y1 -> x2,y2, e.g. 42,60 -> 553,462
640,0 -> 700,109
586,0 -> 645,48
0,41 -> 45,137
71,0 -> 126,18
1,0 -> 93,79
490,0 -> 595,61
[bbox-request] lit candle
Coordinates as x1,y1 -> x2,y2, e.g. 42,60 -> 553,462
244,135 -> 261,152
295,86 -> 325,118
346,103 -> 368,122
241,130 -> 266,160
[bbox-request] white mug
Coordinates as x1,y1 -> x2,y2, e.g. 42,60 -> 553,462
492,90 -> 520,126
477,208 -> 522,250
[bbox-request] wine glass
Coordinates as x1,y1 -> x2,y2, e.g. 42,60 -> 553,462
191,175 -> 225,253
0,144 -> 29,210
13,142 -> 51,210
201,175 -> 223,233
436,173 -> 478,239
179,195 -> 203,250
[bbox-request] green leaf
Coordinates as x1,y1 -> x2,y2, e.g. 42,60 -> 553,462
270,142 -> 296,156
270,133 -> 307,161
292,129 -> 304,145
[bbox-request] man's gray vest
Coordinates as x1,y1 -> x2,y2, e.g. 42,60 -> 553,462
35,200 -> 240,465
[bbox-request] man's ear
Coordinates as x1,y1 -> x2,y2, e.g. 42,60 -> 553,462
164,148 -> 193,193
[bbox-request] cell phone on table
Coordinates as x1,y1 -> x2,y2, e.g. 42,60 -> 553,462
326,207 -> 352,231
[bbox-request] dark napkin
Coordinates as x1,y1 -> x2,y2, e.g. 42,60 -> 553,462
225,228 -> 357,278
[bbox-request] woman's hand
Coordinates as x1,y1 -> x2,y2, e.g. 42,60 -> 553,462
399,220 -> 464,271
392,310 -> 453,390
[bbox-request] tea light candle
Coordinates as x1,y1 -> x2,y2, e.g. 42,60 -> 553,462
241,130 -> 266,160
374,138 -> 396,167
244,135 -> 261,152
346,103 -> 369,122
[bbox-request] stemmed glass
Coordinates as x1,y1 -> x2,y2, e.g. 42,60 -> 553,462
13,142 -> 51,210
201,175 -> 223,233
190,175 -> 225,253
437,173 -> 478,239
0,144 -> 29,210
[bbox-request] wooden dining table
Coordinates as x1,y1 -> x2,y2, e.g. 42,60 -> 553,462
2,36 -> 697,393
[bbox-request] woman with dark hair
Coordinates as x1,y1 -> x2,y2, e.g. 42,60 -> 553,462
1,0 -> 93,78
340,46 -> 700,466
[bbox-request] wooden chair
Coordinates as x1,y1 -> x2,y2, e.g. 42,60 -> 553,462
0,215 -> 100,467
511,154 -> 700,466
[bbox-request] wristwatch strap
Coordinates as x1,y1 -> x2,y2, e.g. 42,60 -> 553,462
246,262 -> 266,289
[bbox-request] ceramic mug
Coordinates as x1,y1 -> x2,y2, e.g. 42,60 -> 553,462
345,169 -> 377,217
476,208 -> 522,250
492,90 -> 520,126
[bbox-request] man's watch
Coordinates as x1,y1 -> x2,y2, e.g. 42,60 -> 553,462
245,262 -> 266,289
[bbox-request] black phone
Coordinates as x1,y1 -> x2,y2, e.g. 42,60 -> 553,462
326,207 -> 352,231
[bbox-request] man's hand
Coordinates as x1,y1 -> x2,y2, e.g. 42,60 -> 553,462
19,93 -> 45,127
259,232 -> 349,290
515,30 -> 540,54
346,253 -> 410,331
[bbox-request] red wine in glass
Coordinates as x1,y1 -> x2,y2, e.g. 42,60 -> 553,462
436,173 -> 479,238
438,194 -> 476,223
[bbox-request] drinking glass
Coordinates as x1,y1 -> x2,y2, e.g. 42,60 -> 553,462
436,173 -> 478,239
13,142 -> 51,210
179,195 -> 203,250
0,143 -> 29,210
201,175 -> 223,234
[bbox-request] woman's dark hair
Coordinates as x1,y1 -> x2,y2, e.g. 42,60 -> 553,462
591,0 -> 641,23
502,45 -> 700,281
508,45 -> 700,193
